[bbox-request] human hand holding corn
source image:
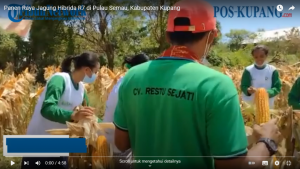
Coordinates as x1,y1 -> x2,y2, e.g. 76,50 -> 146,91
253,118 -> 282,144
247,86 -> 256,94
71,106 -> 96,122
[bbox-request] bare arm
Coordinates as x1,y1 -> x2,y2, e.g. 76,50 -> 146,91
113,77 -> 131,152
114,127 -> 131,152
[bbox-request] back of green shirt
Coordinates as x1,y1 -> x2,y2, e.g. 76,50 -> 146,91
114,59 -> 247,169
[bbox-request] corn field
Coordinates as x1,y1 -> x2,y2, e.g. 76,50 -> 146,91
1,63 -> 300,169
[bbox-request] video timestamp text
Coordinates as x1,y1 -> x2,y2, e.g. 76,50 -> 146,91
45,160 -> 67,165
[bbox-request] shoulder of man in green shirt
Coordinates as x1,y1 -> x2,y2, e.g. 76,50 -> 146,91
114,60 -> 247,160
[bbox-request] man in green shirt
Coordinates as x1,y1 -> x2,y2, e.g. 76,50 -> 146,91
114,0 -> 281,169
288,77 -> 300,109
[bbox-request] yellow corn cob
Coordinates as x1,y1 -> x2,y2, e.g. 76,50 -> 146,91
92,136 -> 110,169
254,88 -> 270,125
254,88 -> 279,168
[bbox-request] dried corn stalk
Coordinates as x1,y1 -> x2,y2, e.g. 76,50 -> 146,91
0,68 -> 35,146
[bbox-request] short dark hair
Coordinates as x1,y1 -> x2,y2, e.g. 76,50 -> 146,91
251,45 -> 269,55
122,53 -> 149,68
61,52 -> 99,72
167,17 -> 208,45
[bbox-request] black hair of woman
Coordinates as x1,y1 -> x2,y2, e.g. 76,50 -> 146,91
122,53 -> 149,69
251,45 -> 269,56
61,52 -> 99,72
61,52 -> 100,83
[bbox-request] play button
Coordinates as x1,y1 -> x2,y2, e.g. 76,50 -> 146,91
11,161 -> 15,166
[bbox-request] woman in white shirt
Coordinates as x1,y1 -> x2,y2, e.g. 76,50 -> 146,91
240,45 -> 281,108
103,54 -> 149,168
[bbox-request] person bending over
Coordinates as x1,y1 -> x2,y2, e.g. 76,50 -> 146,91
22,52 -> 101,169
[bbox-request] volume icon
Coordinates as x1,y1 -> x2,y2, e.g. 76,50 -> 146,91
35,161 -> 41,165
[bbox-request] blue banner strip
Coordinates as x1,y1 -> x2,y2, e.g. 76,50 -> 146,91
6,138 -> 87,153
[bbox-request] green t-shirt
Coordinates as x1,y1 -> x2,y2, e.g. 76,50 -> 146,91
41,74 -> 102,123
288,76 -> 300,109
114,59 -> 247,169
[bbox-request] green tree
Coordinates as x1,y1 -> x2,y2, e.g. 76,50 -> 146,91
0,28 -> 30,73
139,0 -> 181,57
225,29 -> 252,51
212,21 -> 222,45
0,28 -> 17,69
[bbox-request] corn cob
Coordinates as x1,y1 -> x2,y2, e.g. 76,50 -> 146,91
254,88 -> 270,125
92,136 -> 110,169
254,88 -> 279,169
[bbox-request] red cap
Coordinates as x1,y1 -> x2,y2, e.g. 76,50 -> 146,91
167,0 -> 216,33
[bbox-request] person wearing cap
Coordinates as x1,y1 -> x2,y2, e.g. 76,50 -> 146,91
103,54 -> 149,169
241,45 -> 281,108
113,0 -> 281,169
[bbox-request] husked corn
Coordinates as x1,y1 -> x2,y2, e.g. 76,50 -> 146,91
92,136 -> 110,169
254,88 -> 270,125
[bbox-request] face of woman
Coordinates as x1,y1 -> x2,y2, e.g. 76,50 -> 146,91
253,49 -> 267,66
83,62 -> 100,77
80,62 -> 100,83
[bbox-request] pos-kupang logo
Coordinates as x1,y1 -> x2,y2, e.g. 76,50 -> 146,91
214,6 -> 285,18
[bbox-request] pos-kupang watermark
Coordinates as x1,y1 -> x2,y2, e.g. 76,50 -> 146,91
213,6 -> 292,18
4,4 -> 86,22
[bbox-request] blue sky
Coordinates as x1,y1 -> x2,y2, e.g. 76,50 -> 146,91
216,14 -> 298,34
0,0 -> 299,35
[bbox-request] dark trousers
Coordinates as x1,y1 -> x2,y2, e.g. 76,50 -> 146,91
21,157 -> 68,169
